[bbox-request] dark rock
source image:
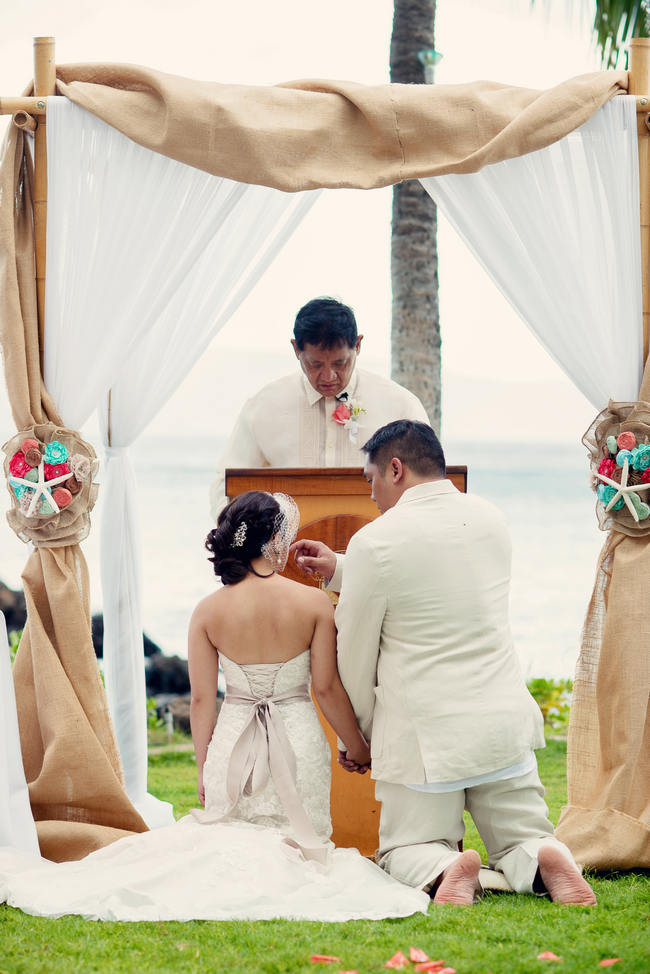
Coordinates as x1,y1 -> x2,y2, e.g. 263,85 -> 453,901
91,613 -> 162,659
0,580 -> 26,634
155,693 -> 222,735
145,652 -> 190,696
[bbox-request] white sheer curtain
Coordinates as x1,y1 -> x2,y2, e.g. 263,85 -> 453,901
0,612 -> 39,855
43,97 -> 318,824
421,95 -> 642,405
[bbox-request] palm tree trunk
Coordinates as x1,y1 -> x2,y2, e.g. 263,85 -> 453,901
390,0 -> 440,432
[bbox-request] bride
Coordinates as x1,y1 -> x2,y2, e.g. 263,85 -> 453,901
0,491 -> 428,922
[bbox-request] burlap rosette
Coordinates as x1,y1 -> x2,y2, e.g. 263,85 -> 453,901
584,398 -> 650,538
2,422 -> 98,547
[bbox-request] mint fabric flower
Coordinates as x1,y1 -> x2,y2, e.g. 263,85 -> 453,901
44,440 -> 69,465
600,485 -> 625,510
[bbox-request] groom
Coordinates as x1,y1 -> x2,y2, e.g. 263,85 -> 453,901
292,420 -> 596,906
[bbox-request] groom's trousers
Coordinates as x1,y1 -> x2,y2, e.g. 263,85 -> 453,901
375,767 -> 576,894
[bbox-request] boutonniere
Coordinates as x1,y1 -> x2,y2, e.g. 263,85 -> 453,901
332,393 -> 366,443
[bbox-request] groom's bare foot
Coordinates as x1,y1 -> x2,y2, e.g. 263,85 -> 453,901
433,850 -> 481,905
537,845 -> 597,905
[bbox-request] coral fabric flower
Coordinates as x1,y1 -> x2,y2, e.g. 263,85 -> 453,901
9,452 -> 29,478
52,487 -> 73,508
332,402 -> 351,426
21,438 -> 40,454
43,462 -> 70,481
617,432 -> 636,451
598,458 -> 616,478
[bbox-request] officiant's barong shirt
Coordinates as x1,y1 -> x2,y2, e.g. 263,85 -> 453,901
334,480 -> 545,786
209,367 -> 428,519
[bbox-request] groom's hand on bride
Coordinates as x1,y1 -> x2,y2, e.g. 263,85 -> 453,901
290,539 -> 337,581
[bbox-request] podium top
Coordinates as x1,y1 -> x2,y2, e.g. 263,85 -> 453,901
225,466 -> 467,497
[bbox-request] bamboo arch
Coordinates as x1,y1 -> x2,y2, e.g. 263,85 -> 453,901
0,37 -> 647,866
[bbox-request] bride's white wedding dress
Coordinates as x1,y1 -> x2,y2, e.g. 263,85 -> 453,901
0,650 -> 428,921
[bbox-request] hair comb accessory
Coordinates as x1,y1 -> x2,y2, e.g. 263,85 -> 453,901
232,522 -> 247,547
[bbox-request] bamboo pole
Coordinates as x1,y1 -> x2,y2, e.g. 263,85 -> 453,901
629,39 -> 650,363
33,36 -> 56,367
0,96 -> 47,115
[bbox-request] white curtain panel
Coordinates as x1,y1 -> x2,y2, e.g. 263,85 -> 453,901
0,612 -> 39,855
421,95 -> 643,406
43,96 -> 318,825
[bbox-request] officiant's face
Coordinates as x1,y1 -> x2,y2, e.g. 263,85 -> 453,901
292,337 -> 363,398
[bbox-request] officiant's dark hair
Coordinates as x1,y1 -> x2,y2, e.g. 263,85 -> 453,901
206,491 -> 280,584
293,297 -> 358,349
363,420 -> 446,478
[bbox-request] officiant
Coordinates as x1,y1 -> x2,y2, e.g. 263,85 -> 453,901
209,296 -> 428,519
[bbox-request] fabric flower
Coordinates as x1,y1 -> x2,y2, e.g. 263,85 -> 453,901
632,445 -> 650,471
641,468 -> 650,484
617,431 -> 636,451
9,452 -> 29,478
43,440 -> 69,465
606,435 -> 618,455
332,402 -> 351,426
24,448 -> 42,468
18,490 -> 36,515
597,458 -> 616,478
598,485 -> 625,510
616,450 -> 633,468
24,468 -> 39,483
66,474 -> 82,495
69,453 -> 91,482
39,495 -> 55,515
20,438 -> 40,454
52,487 -> 73,509
43,462 -> 70,481
12,483 -> 28,499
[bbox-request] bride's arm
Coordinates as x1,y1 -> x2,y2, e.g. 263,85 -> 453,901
188,602 -> 220,806
310,592 -> 371,768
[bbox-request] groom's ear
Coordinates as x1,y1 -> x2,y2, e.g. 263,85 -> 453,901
390,457 -> 404,483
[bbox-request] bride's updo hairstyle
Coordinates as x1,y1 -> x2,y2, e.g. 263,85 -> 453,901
206,491 -> 281,584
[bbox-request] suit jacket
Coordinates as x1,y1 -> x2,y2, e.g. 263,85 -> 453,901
335,480 -> 545,784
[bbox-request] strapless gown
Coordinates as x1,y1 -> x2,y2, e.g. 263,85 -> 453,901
0,651 -> 428,921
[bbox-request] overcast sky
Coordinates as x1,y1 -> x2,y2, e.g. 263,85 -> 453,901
0,0 -> 607,445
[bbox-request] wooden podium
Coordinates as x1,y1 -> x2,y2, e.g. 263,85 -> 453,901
225,466 -> 468,856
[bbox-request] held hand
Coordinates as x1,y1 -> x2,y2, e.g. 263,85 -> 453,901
338,748 -> 371,775
289,539 -> 337,581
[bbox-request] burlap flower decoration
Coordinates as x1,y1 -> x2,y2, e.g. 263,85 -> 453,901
584,399 -> 650,538
2,422 -> 99,547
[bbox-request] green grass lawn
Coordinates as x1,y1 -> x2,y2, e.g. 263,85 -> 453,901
1,739 -> 648,974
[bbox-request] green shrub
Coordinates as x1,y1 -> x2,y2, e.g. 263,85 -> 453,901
527,677 -> 573,733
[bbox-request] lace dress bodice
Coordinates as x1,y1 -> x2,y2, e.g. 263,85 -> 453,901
203,649 -> 332,840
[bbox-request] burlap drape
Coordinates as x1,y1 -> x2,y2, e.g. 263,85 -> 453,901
0,122 -> 147,862
55,65 -> 627,191
556,366 -> 650,869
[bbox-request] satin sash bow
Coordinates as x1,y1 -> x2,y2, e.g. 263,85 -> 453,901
223,684 -> 329,865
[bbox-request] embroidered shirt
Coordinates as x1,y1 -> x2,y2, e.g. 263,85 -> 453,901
209,367 -> 428,520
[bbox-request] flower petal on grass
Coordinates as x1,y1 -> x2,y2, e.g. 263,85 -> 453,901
385,951 -> 410,969
310,956 -> 341,964
599,961 -> 622,968
415,964 -> 446,973
410,948 -> 430,963
537,952 -> 562,962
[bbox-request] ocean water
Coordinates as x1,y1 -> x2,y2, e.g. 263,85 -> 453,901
0,435 -> 603,679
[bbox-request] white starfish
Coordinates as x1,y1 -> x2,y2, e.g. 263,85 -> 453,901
9,459 -> 74,518
596,457 -> 650,523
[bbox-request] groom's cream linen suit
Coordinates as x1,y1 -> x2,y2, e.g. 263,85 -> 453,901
335,479 -> 575,893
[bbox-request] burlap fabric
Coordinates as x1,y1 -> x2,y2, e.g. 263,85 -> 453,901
555,366 -> 650,869
55,64 -> 627,191
0,122 -> 147,861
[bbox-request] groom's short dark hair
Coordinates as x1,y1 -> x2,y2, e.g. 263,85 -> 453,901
363,420 -> 446,478
293,297 -> 358,350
